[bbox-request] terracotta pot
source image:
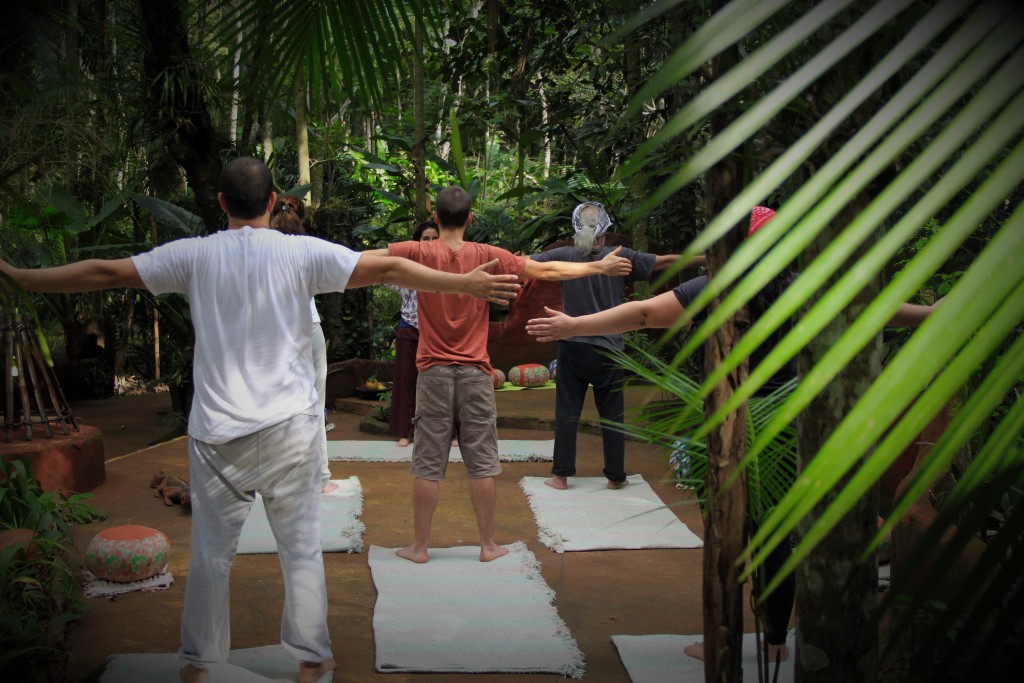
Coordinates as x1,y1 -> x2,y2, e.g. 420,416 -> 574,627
85,525 -> 169,582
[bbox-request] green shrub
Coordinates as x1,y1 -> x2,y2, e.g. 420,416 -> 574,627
0,459 -> 103,681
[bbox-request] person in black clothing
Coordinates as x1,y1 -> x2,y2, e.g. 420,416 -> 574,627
525,206 -> 940,663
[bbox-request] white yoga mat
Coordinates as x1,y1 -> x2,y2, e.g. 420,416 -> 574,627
611,633 -> 796,683
99,643 -> 330,683
368,542 -> 584,678
519,474 -> 703,552
82,569 -> 174,598
327,439 -> 553,462
236,477 -> 364,554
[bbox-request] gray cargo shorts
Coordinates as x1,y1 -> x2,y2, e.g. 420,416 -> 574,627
410,364 -> 500,480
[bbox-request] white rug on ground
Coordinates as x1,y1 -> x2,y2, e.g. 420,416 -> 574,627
368,542 -> 584,678
519,474 -> 703,552
327,439 -> 553,462
236,477 -> 364,554
612,633 -> 796,683
82,569 -> 174,598
99,643 -> 330,683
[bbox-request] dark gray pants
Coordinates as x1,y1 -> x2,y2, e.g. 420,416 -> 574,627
552,340 -> 626,483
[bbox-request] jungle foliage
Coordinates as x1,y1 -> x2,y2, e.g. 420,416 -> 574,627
1,1 -> 1020,681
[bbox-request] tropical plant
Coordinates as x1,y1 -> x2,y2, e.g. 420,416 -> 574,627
616,0 -> 1024,680
611,344 -> 798,677
619,362 -> 798,525
0,460 -> 103,681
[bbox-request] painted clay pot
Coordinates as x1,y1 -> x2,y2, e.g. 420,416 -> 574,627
86,525 -> 169,582
491,368 -> 506,389
507,363 -> 551,388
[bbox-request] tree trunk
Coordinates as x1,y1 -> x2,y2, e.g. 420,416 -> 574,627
796,201 -> 882,682
702,14 -> 747,680
229,3 -> 241,147
539,72 -> 551,179
295,67 -> 311,206
261,114 -> 274,163
412,7 -> 428,222
137,0 -> 224,231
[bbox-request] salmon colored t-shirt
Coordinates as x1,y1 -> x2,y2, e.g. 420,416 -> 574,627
388,240 -> 526,373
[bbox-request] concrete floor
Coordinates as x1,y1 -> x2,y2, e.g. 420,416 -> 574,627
60,388 -> 738,683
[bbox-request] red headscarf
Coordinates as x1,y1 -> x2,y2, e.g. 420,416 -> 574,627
748,206 -> 777,237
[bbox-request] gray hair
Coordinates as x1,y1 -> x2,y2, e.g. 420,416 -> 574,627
572,202 -> 612,254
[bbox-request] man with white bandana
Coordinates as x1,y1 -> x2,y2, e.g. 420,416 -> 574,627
529,202 -> 704,490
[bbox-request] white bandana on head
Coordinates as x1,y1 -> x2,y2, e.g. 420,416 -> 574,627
572,202 -> 612,253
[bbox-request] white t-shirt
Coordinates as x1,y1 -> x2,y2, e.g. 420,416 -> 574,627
132,227 -> 360,444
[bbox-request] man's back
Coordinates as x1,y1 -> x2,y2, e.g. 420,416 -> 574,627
532,244 -> 655,350
388,239 -> 524,373
132,228 -> 360,444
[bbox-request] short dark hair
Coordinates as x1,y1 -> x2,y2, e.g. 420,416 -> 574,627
220,157 -> 273,220
412,219 -> 438,241
435,186 -> 472,228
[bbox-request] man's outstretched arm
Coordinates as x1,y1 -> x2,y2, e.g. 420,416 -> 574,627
525,290 -> 685,342
887,298 -> 944,327
0,258 -> 145,293
523,246 -> 632,281
348,254 -> 520,304
653,253 -> 706,271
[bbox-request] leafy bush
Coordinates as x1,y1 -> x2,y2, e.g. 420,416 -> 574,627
0,460 -> 103,681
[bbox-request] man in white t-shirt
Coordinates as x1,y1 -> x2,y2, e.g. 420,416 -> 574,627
0,157 -> 520,683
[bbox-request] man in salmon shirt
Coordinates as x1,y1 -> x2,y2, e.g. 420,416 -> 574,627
370,185 -> 632,563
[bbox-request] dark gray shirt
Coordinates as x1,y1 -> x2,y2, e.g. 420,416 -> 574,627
531,245 -> 656,350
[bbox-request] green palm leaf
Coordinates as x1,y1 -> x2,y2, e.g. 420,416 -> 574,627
619,0 -> 1024,674
209,0 -> 442,108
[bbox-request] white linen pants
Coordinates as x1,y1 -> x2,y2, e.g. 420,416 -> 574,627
312,322 -> 331,486
179,410 -> 332,667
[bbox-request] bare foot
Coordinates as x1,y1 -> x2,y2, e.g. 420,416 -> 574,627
396,438 -> 411,448
480,543 -> 510,562
451,439 -> 459,447
544,476 -> 568,490
607,479 -> 628,490
299,658 -> 337,683
321,481 -> 340,494
179,664 -> 209,683
396,546 -> 429,564
683,641 -> 705,660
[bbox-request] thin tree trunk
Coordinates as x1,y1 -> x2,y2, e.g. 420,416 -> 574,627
113,295 -> 136,378
261,114 -> 273,163
295,67 -> 311,205
796,201 -> 881,682
539,72 -> 551,179
622,24 -> 649,298
412,8 -> 428,222
229,2 -> 241,147
702,7 -> 747,679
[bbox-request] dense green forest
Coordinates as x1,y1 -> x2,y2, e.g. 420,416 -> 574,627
1,1 -> 1021,681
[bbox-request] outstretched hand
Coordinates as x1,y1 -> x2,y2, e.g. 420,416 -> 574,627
525,306 -> 573,342
599,246 -> 632,276
466,259 -> 520,305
